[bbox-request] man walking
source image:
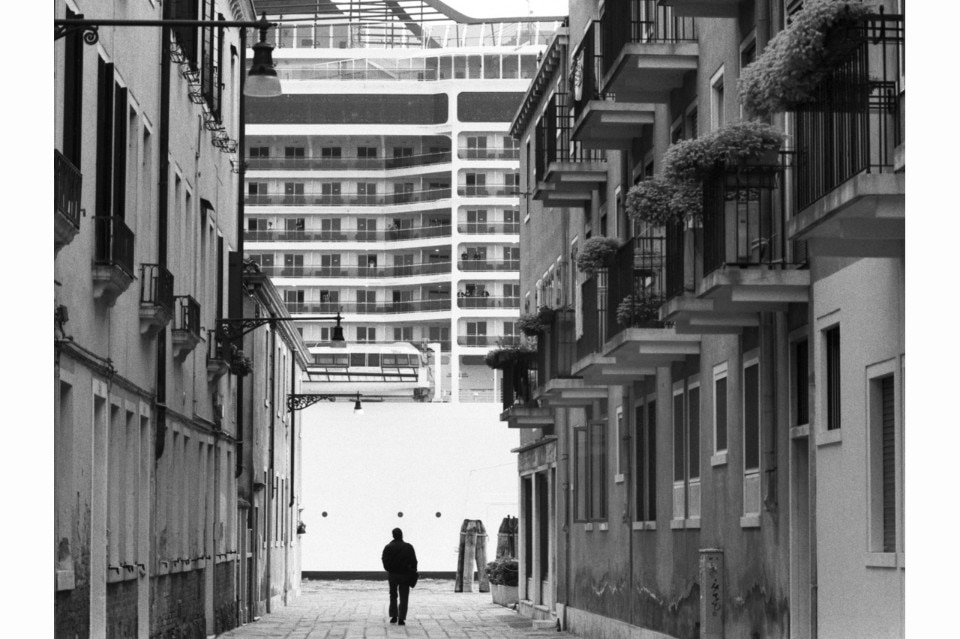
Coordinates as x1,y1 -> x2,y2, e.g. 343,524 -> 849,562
382,528 -> 418,625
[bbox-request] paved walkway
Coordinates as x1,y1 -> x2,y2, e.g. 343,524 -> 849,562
218,579 -> 570,639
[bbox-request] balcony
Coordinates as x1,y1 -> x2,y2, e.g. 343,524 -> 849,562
245,224 -> 452,243
457,223 -> 520,236
658,0 -> 742,18
206,336 -> 230,382
570,21 -> 655,149
457,296 -> 520,309
457,335 -> 520,348
458,259 -> 520,272
55,150 -> 82,254
171,295 -> 203,360
246,151 -> 451,171
457,185 -> 521,198
92,216 -> 136,306
499,363 -> 553,429
245,187 -> 452,207
138,264 -> 175,336
573,234 -> 700,382
533,92 -> 607,206
788,14 -> 905,258
260,261 -> 452,279
286,299 -> 451,315
457,148 -> 520,161
600,1 -> 698,102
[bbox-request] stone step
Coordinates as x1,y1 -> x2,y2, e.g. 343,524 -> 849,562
531,619 -> 557,630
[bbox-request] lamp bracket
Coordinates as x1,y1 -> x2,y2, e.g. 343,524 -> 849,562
55,15 -> 100,44
287,394 -> 337,412
216,317 -> 275,344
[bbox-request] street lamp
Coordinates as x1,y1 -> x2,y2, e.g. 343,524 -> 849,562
246,14 -> 281,98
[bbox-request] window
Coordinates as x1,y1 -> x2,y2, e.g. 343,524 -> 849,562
249,146 -> 269,158
792,339 -> 809,427
574,426 -> 588,521
672,378 -> 700,524
248,182 -> 268,195
321,182 -> 341,204
357,146 -> 377,158
713,363 -> 728,463
588,421 -> 608,520
356,326 -> 377,342
743,355 -> 761,519
710,67 -> 725,131
321,146 -> 341,158
62,7 -> 84,169
285,218 -> 304,231
635,397 -> 657,523
285,146 -> 305,158
284,182 -> 304,204
687,382 -> 701,519
357,183 -> 377,203
868,363 -> 901,556
614,405 -> 625,479
824,326 -> 841,430
394,326 -> 413,341
466,321 -> 487,346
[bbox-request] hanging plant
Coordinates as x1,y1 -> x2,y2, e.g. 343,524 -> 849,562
663,121 -> 786,181
229,351 -> 254,377
517,306 -> 557,336
625,176 -> 703,225
576,237 -> 621,275
738,0 -> 872,117
484,345 -> 536,370
616,294 -> 666,328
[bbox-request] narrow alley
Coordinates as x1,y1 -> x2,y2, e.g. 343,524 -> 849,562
219,580 -> 567,639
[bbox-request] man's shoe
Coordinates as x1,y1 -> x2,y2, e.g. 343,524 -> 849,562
390,617 -> 397,624
398,621 -> 406,626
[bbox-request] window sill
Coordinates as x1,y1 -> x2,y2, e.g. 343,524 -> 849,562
790,424 -> 810,439
614,473 -> 625,484
632,521 -> 656,531
684,518 -> 701,529
55,569 -> 75,591
864,552 -> 898,569
710,451 -> 728,467
598,522 -> 609,531
817,429 -> 842,447
583,523 -> 593,532
740,514 -> 761,528
670,519 -> 685,530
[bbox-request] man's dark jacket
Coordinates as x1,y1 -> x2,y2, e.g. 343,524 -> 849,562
382,539 -> 418,577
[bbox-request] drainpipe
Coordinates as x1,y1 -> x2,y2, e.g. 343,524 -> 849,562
289,354 -> 296,507
155,25 -> 171,460
234,27 -> 247,479
266,319 -> 276,612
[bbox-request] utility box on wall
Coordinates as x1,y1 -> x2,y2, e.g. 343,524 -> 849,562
699,548 -> 724,639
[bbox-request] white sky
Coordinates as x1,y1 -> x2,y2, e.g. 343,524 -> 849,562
442,0 -> 568,19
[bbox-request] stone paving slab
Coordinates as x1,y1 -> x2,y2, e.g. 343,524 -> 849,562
218,580 -> 572,639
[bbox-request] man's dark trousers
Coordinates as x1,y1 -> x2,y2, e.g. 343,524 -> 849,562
388,573 -> 411,622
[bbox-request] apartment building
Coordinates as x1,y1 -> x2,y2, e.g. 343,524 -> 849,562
53,1 -> 306,636
243,1 -> 562,402
504,1 -> 904,638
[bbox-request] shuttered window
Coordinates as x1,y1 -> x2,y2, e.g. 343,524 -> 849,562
881,375 -> 896,552
825,326 -> 841,430
673,391 -> 684,482
95,58 -> 114,218
794,340 -> 809,426
635,399 -> 657,522
589,421 -> 607,520
574,427 -> 587,521
744,363 -> 760,471
63,8 -> 84,168
688,386 -> 700,480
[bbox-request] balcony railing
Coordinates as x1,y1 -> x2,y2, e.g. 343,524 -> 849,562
577,273 -> 607,360
501,360 -> 539,411
570,21 -> 610,122
55,149 -> 82,230
260,262 -> 452,279
173,295 -> 202,339
457,185 -> 521,197
538,308 -> 577,385
665,218 -> 688,301
245,187 -> 452,206
458,259 -> 520,272
244,225 -> 452,243
94,216 -> 136,277
286,299 -> 450,315
606,234 -> 667,338
702,160 -> 807,276
457,296 -> 521,309
139,264 -> 175,314
536,92 -> 604,183
457,148 -> 521,161
245,151 -> 451,171
794,13 -> 904,211
601,0 -> 697,78
457,223 -> 520,235
457,335 -> 512,347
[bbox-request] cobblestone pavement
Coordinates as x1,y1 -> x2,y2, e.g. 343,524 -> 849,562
218,579 -> 571,639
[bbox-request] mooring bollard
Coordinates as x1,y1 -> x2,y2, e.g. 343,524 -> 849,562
454,519 -> 488,592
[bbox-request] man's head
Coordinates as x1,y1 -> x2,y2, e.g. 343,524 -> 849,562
392,527 -> 403,541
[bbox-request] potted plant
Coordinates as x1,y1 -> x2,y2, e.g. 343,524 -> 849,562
484,344 -> 536,370
738,0 -> 872,117
228,349 -> 254,377
576,236 -> 621,275
616,293 -> 666,328
663,121 -> 786,181
625,176 -> 703,226
517,305 -> 557,336
486,557 -> 519,606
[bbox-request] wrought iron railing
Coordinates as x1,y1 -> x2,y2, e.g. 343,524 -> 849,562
536,308 -> 577,386
458,259 -> 520,272
245,187 -> 452,206
601,0 -> 697,79
665,218 -> 687,301
244,225 -> 452,243
246,151 -> 451,171
606,235 -> 666,339
55,149 -> 82,230
173,295 -> 202,339
537,92 -> 605,183
259,262 -> 452,279
501,360 -> 539,411
94,216 -> 136,277
793,12 -> 904,211
577,273 -> 606,360
570,20 -> 611,122
139,264 -> 175,315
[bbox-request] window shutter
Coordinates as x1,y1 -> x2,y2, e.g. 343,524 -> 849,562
881,376 -> 896,552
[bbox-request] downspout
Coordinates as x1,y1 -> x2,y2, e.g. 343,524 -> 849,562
156,25 -> 171,460
266,319 -> 276,612
235,27 -> 247,479
289,354 -> 296,507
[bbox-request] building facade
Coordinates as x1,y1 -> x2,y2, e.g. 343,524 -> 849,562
505,1 -> 904,638
243,1 -> 562,402
53,1 -> 305,636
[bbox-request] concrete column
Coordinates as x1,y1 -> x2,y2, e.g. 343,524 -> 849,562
531,470 -> 541,606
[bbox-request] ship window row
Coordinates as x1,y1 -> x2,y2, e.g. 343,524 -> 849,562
274,53 -> 541,82
297,323 -> 451,349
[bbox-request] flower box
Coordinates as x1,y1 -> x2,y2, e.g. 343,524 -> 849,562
491,584 -> 519,606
